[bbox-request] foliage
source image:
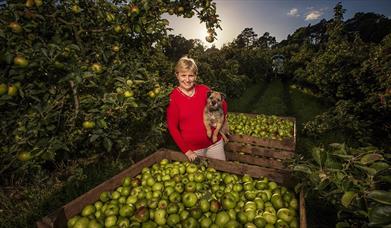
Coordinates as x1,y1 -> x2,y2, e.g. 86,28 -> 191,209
0,0 -> 221,185
291,143 -> 391,227
281,2 -> 391,147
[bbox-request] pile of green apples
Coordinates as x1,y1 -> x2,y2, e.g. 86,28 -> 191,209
228,113 -> 294,141
67,159 -> 299,228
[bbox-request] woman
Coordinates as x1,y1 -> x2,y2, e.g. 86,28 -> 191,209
166,56 -> 227,161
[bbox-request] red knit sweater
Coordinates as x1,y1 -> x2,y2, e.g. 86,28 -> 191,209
166,84 -> 228,154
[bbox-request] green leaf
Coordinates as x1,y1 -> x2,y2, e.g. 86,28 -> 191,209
355,164 -> 378,176
103,137 -> 112,152
368,190 -> 391,205
312,147 -> 326,167
292,164 -> 312,174
370,162 -> 390,172
341,191 -> 357,208
379,175 -> 391,184
368,205 -> 391,226
360,153 -> 383,165
90,134 -> 99,142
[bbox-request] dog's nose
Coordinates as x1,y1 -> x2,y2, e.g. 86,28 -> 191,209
212,101 -> 216,105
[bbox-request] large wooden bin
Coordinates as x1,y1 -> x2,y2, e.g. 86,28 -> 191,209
226,112 -> 296,179
37,148 -> 306,228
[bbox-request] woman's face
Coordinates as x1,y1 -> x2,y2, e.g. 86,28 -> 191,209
176,69 -> 196,91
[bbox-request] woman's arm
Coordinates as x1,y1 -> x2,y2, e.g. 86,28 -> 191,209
166,98 -> 191,154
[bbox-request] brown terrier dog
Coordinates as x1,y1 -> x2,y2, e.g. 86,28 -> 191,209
203,91 -> 229,143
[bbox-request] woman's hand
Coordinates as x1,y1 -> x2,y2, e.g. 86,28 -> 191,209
185,150 -> 197,161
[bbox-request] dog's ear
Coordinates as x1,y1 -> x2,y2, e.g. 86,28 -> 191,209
207,90 -> 212,98
220,92 -> 226,100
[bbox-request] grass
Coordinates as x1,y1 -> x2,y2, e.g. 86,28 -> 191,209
251,80 -> 288,116
227,80 -> 268,113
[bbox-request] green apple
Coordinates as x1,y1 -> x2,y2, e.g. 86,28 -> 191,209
134,206 -> 149,223
167,202 -> 179,214
186,164 -> 198,174
194,172 -> 205,182
182,217 -> 199,228
185,182 -> 196,192
154,209 -> 167,225
237,211 -> 248,224
158,199 -> 168,209
199,199 -> 210,212
215,211 -> 230,226
275,219 -> 289,228
254,197 -> 265,210
210,199 -> 221,213
277,208 -> 294,223
262,211 -> 277,224
182,192 -> 198,208
174,183 -> 185,193
200,216 -> 212,228
169,192 -> 181,203
222,194 -> 237,210
253,215 -> 267,228
152,182 -> 163,191
271,193 -> 284,210
167,214 -> 180,226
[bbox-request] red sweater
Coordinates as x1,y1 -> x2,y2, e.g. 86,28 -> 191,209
166,84 -> 227,154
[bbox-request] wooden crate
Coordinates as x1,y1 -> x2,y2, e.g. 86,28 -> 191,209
37,148 -> 306,228
226,112 -> 296,173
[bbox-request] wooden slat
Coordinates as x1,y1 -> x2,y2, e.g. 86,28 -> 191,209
225,142 -> 294,159
226,151 -> 287,170
229,134 -> 295,151
300,189 -> 307,228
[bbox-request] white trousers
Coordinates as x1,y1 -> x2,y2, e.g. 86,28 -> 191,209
194,139 -> 226,161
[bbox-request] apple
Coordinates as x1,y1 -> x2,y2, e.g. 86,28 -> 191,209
254,197 -> 265,210
13,56 -> 28,68
185,182 -> 196,192
262,211 -> 277,225
222,194 -> 237,210
166,202 -> 179,214
174,183 -> 184,193
190,207 -> 202,219
182,192 -> 197,208
237,211 -> 248,224
148,198 -> 158,209
186,164 -> 198,174
91,63 -> 103,74
126,195 -> 138,204
253,215 -> 267,228
167,214 -> 180,226
194,172 -> 205,182
134,206 -> 149,223
277,208 -> 294,223
271,193 -> 284,210
119,204 -> 135,217
104,204 -> 119,216
9,22 -> 23,33
179,210 -> 190,221
200,216 -> 212,228
154,209 -> 167,225
198,199 -> 210,213
117,217 -> 130,227
210,199 -> 221,213
215,211 -> 230,226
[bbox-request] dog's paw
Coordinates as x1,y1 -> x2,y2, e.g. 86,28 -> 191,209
212,136 -> 218,143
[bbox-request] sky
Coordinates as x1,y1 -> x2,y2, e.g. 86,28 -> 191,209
163,0 -> 391,48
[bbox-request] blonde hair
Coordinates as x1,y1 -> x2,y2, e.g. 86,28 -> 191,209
175,56 -> 198,75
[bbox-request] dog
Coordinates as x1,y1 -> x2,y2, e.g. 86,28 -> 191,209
203,91 -> 229,143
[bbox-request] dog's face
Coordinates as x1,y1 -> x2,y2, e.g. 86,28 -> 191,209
206,91 -> 225,109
